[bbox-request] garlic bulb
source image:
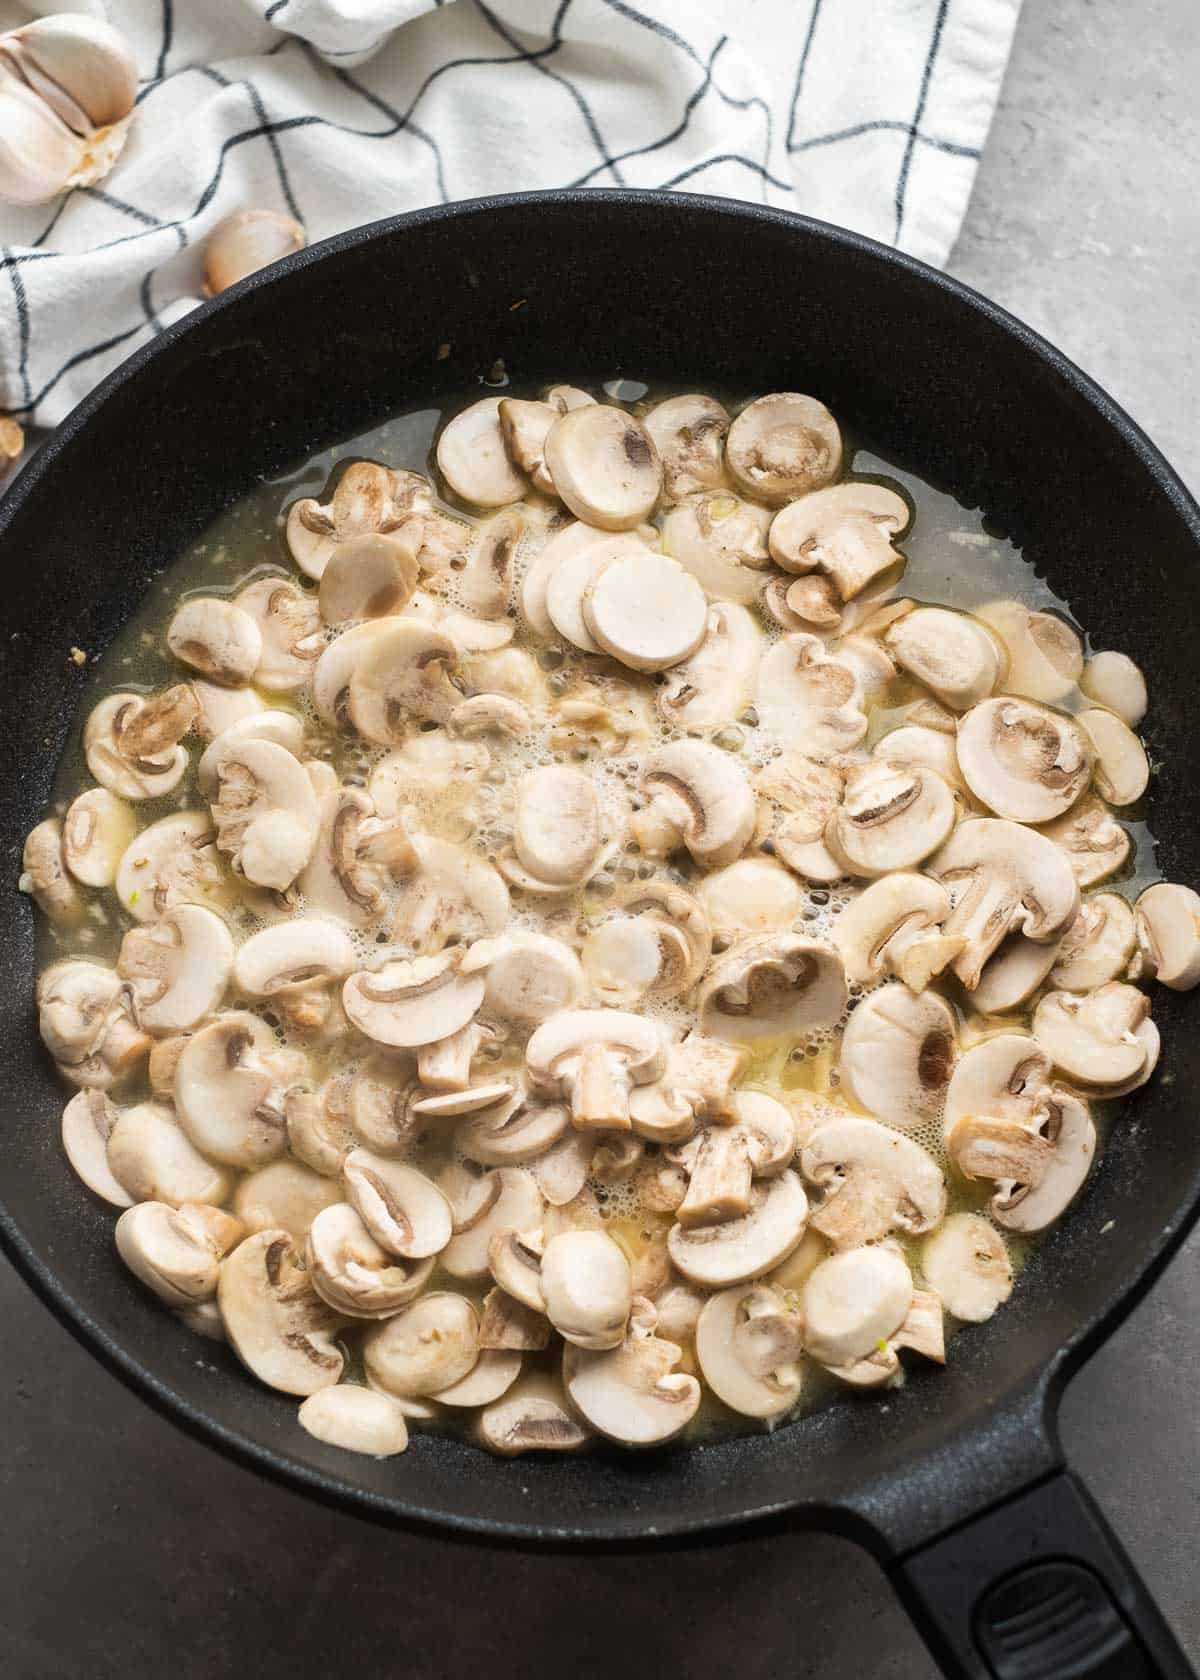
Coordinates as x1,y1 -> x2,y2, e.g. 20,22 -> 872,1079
0,14 -> 138,205
203,211 -> 308,296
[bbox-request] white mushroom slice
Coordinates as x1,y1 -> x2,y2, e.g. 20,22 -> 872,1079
948,1090 -> 1096,1232
541,1230 -> 632,1350
458,1094 -> 569,1165
774,572 -> 843,632
725,393 -> 842,504
343,949 -> 485,1049
581,914 -> 696,1008
756,753 -> 845,883
658,601 -> 762,732
462,646 -> 546,715
286,461 -> 432,579
307,1202 -> 434,1316
635,741 -> 755,868
414,1019 -> 488,1093
449,693 -> 532,740
61,1090 -> 133,1207
107,1101 -> 232,1209
542,404 -> 662,530
1039,794 -> 1130,888
754,634 -> 868,756
1134,883 -> 1200,990
695,1284 -> 804,1419
839,983 -> 956,1133
115,1202 -> 224,1307
478,1372 -> 591,1456
672,1090 -> 795,1228
209,737 -> 319,891
167,597 -> 262,686
85,694 -> 189,800
116,814 -> 227,924
317,532 -> 419,625
928,818 -> 1081,990
836,633 -> 896,703
442,1167 -> 543,1280
498,399 -> 558,494
629,1033 -> 745,1142
1080,651 -> 1147,726
540,530 -> 628,652
654,1282 -> 709,1345
488,1227 -> 548,1311
699,935 -> 846,1044
233,576 -> 323,690
1033,983 -> 1157,1091
513,764 -> 601,886
464,932 -> 585,1026
611,881 -> 712,996
37,959 -> 120,1064
411,1083 -> 516,1120
800,1115 -> 945,1248
233,918 -> 356,1002
920,1214 -> 1012,1323
285,1078 -> 356,1177
801,1245 -> 913,1368
348,618 -> 460,739
432,1349 -> 523,1408
62,788 -> 136,887
525,1009 -> 666,1131
563,1309 -> 700,1446
20,819 -> 82,925
297,788 -> 397,928
971,936 -> 1061,1015
1051,893 -> 1136,992
826,762 -> 955,878
883,608 -> 1001,710
196,711 -> 305,796
311,621 -> 391,727
364,1290 -> 479,1396
957,698 -> 1093,822
768,481 -> 908,601
668,1172 -> 808,1288
942,1034 -> 1054,1139
350,1058 -> 421,1157
118,905 -> 234,1032
875,724 -> 964,796
298,1386 -> 410,1457
519,519 -> 597,639
479,1287 -> 550,1352
977,601 -> 1082,703
191,680 -> 265,740
661,492 -> 772,603
532,1131 -> 595,1206
582,549 -> 707,672
219,1229 -> 343,1396
452,505 -> 522,620
642,393 -> 730,503
545,384 -> 595,413
833,873 -> 957,990
390,837 -> 510,956
343,1151 -> 452,1259
1078,708 -> 1149,806
175,1012 -> 304,1168
437,397 -> 527,507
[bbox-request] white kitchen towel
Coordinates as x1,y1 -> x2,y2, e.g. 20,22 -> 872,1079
0,0 -> 1022,427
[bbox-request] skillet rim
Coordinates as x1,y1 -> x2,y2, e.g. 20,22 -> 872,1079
2,188 -> 1199,1547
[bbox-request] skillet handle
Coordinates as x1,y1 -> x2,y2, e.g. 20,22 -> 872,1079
888,1467 -> 1195,1679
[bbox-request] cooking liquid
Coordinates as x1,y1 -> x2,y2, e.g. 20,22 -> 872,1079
37,379 -> 1160,1447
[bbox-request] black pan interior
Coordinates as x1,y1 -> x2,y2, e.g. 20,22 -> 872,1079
2,193 -> 1198,1549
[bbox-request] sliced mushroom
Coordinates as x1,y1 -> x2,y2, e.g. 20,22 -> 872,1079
115,812 -> 226,924
642,393 -> 729,503
540,529 -> 632,652
348,618 -> 460,739
196,711 -> 305,797
1134,882 -> 1200,990
85,694 -> 189,800
920,1214 -> 1012,1323
525,1009 -> 666,1130
661,492 -> 772,603
285,1077 -> 356,1177
634,741 -> 755,868
61,788 -> 137,888
754,634 -> 868,756
458,1094 -> 569,1165
768,481 -> 908,602
311,621 -> 392,727
563,1303 -> 700,1446
209,736 -> 319,891
697,857 -> 804,950
118,904 -> 234,1032
218,1229 -> 343,1396
167,597 -> 262,686
317,532 -> 419,626
667,1171 -> 808,1288
977,601 -> 1082,703
464,932 -> 585,1027
1050,893 -> 1136,992
874,723 -> 964,793
629,1033 -> 745,1142
699,935 -> 847,1044
350,1057 -> 421,1157
234,1159 -> 341,1245
234,576 -> 323,689
1078,708 -> 1149,806
175,1012 -> 305,1168
441,1166 -> 543,1280
286,461 -> 432,578
20,818 -> 83,925
801,1244 -> 913,1368
457,506 -> 524,619
610,881 -> 712,996
61,1089 -> 133,1207
928,817 -> 1081,990
390,836 -> 510,955
1039,793 -> 1130,887
725,393 -> 841,504
1080,651 -> 1147,726
672,1090 -> 795,1227
582,548 -> 707,672
957,697 -> 1093,822
800,1115 -> 945,1248
437,397 -> 527,507
657,601 -> 762,732
532,1130 -> 595,1206
519,519 -> 597,639
883,608 -> 1001,710
37,958 -> 119,1062
755,752 -> 846,883
413,1019 -> 489,1093
511,764 -> 601,886
106,1101 -> 232,1208
343,948 -> 485,1049
449,693 -> 532,740
306,1201 -> 433,1317
365,1291 -> 480,1396
233,918 -> 356,1015
477,1372 -> 591,1456
297,787 -> 400,928
832,873 -> 958,991
298,1386 -> 410,1457
432,1348 -> 523,1408
115,1201 -> 228,1307
838,983 -> 956,1132
1032,983 -> 1158,1092
695,1283 -> 804,1419
942,1033 -> 1054,1137
488,1226 -> 548,1310
478,1286 -> 550,1352
541,1229 -> 632,1350
410,1081 -> 516,1120
542,404 -> 662,530
970,934 -> 1062,1015
190,681 -> 265,740
654,1281 -> 709,1344
826,761 -> 955,878
497,399 -> 559,494
342,1151 -> 452,1259
580,911 -> 695,1007
948,1089 -> 1096,1232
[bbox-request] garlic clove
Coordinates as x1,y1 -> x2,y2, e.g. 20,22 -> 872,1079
2,16 -> 137,133
204,210 -> 308,297
0,74 -> 83,206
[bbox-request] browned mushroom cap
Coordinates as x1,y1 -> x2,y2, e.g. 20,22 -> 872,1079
1038,793 -> 1130,887
698,935 -> 847,1044
21,818 -> 83,925
725,394 -> 842,505
542,404 -> 663,530
957,697 -> 1093,822
343,948 -> 485,1049
825,761 -> 956,878
839,983 -> 957,1133
642,394 -> 730,503
218,1229 -> 344,1396
86,694 -> 190,801
437,398 -> 528,507
317,532 -> 420,626
167,597 -> 262,687
234,576 -> 324,689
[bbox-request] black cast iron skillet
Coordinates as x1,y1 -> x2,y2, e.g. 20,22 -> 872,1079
0,193 -> 1196,1680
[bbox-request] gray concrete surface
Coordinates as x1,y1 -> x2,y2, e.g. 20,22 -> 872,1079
3,1 -> 1199,1675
